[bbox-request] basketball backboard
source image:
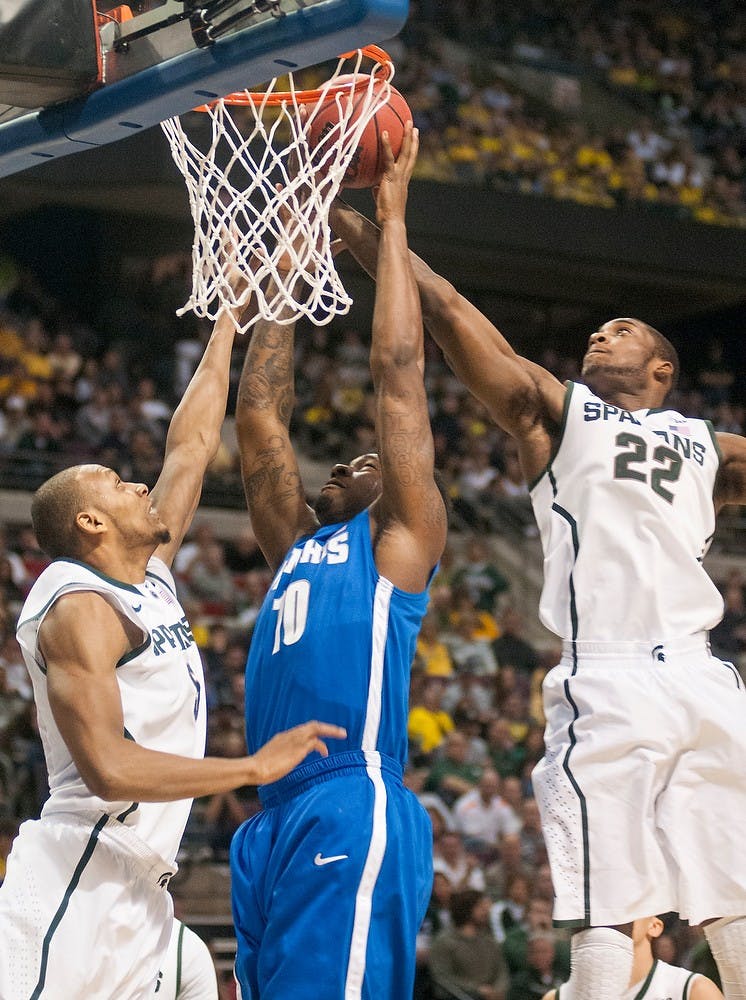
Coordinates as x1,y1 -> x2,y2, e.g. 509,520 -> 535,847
0,0 -> 408,178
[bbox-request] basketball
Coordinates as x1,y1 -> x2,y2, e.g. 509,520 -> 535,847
307,75 -> 412,189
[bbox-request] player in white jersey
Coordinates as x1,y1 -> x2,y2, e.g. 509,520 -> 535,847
156,920 -> 219,999
0,283 -> 345,999
329,201 -> 746,999
543,916 -> 723,1000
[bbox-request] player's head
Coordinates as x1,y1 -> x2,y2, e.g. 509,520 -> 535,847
314,453 -> 382,526
581,318 -> 679,404
32,465 -> 170,560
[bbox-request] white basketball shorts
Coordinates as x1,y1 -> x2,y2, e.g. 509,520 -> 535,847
0,812 -> 176,999
532,634 -> 746,928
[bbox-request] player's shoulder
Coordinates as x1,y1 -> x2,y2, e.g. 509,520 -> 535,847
687,970 -> 724,1000
18,557 -> 132,625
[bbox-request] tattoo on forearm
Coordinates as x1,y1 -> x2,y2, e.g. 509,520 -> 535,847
241,435 -> 305,509
238,322 -> 295,423
381,407 -> 431,492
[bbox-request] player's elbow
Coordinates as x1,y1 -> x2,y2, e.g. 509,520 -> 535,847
79,755 -> 132,801
370,332 -> 420,376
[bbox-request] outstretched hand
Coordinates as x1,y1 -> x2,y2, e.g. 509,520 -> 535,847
374,120 -> 418,226
249,720 -> 347,784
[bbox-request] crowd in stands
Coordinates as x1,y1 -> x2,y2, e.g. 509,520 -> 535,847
391,0 -> 746,224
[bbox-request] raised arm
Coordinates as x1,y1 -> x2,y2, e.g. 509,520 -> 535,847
149,304 -> 238,568
40,592 -> 345,800
235,288 -> 317,572
367,125 -> 447,591
715,432 -> 746,512
329,199 -> 564,480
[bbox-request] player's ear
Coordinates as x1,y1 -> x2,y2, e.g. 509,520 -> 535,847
75,509 -> 106,536
652,357 -> 673,387
647,916 -> 665,939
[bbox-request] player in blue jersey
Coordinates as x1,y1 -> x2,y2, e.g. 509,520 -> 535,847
232,122 -> 447,1000
328,202 -> 746,999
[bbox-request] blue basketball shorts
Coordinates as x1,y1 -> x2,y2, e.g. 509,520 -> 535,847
230,750 -> 433,1000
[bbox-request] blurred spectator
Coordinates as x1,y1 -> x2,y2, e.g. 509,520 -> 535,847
485,717 -> 527,779
492,608 -> 540,676
202,730 -> 259,860
16,409 -> 62,465
223,528 -> 266,574
452,537 -> 510,613
409,678 -> 456,757
0,635 -> 32,702
507,931 -> 564,1000
183,541 -> 237,617
47,332 -> 82,383
127,426 -> 163,486
234,569 -> 271,631
0,528 -> 29,596
518,798 -> 546,869
454,768 -> 522,856
425,730 -> 484,806
484,833 -> 527,901
133,375 -> 172,434
429,889 -> 508,1000
419,790 -> 457,840
174,522 -> 218,578
433,830 -> 487,892
417,612 -> 456,678
503,897 -> 570,981
490,872 -> 531,944
416,871 -> 454,999
0,397 -> 30,452
75,384 -> 112,447
445,607 -> 500,677
13,525 -> 49,584
501,691 -> 531,744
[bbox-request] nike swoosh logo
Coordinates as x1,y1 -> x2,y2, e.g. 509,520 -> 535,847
132,603 -> 142,612
314,852 -> 349,867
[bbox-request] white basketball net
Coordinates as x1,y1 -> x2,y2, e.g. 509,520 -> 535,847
161,48 -> 394,333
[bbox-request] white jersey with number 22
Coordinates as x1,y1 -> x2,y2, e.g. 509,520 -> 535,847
529,381 -> 723,643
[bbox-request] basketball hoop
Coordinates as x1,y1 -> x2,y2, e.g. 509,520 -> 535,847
161,45 -> 394,333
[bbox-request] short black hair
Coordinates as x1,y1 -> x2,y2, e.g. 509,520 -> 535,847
450,888 -> 483,928
31,467 -> 88,559
644,323 -> 679,391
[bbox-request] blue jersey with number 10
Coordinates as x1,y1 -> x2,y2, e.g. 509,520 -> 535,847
245,507 -> 432,769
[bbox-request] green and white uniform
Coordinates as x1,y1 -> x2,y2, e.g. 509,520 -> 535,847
530,380 -> 722,642
157,920 -> 219,999
558,959 -> 701,999
0,556 -> 206,999
531,382 -> 746,927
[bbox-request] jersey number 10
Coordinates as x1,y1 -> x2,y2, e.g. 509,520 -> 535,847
272,580 -> 311,653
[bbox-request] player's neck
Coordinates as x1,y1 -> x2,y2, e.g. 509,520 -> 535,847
629,949 -> 654,989
596,387 -> 661,412
81,543 -> 151,585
